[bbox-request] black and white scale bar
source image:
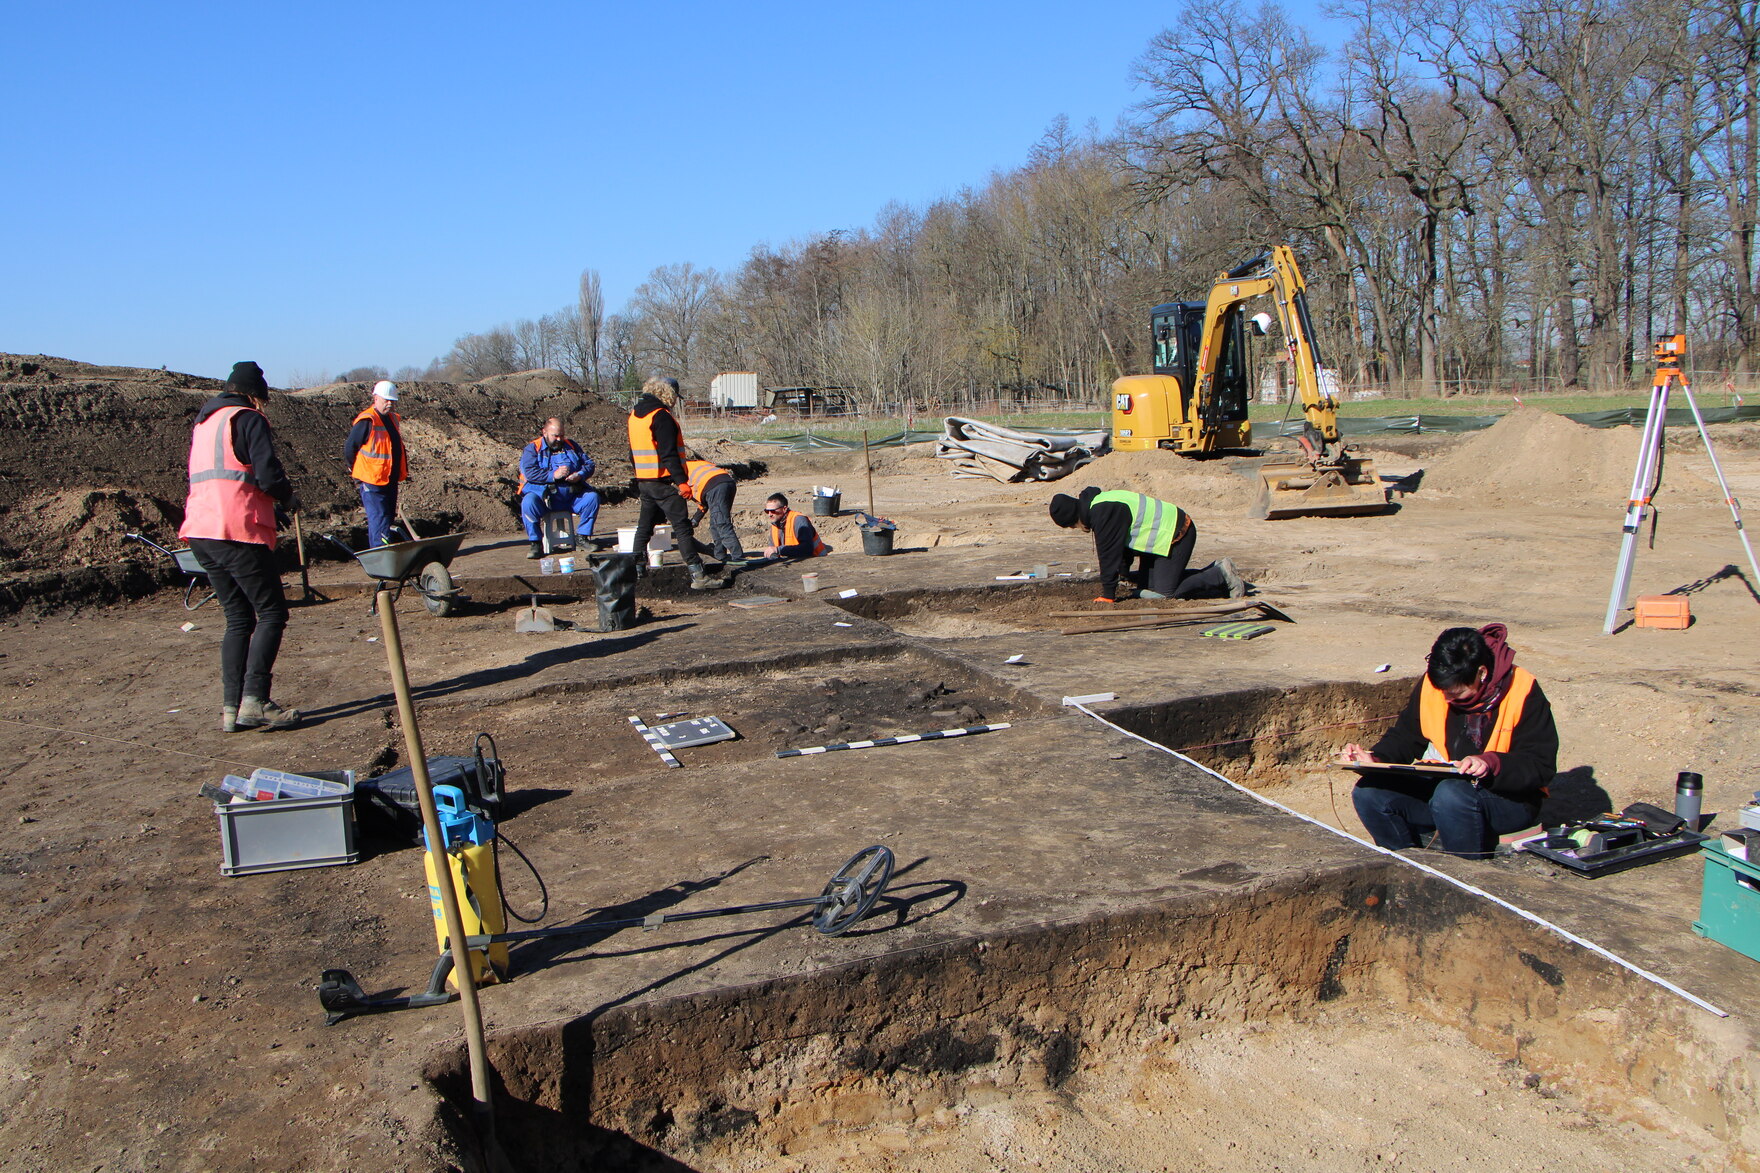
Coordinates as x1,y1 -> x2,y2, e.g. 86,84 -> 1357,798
775,722 -> 1011,759
628,714 -> 682,768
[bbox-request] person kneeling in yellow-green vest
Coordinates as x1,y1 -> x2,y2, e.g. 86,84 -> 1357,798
1339,623 -> 1558,859
1048,486 -> 1244,604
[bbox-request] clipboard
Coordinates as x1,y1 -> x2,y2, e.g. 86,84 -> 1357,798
1335,761 -> 1472,784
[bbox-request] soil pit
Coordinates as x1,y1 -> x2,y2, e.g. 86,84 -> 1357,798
416,649 -> 1050,781
827,581 -> 1270,640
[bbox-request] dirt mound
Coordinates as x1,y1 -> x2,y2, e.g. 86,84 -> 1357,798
1065,449 -> 1256,515
0,356 -> 633,575
1425,407 -> 1714,504
0,488 -> 182,571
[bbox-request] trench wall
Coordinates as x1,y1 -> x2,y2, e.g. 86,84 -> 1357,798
427,862 -> 1755,1171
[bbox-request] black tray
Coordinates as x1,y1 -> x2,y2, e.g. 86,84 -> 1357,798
1523,831 -> 1708,877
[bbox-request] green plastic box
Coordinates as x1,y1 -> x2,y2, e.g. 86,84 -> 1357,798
1693,841 -> 1760,963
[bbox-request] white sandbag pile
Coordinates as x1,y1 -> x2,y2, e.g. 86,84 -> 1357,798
934,416 -> 1111,482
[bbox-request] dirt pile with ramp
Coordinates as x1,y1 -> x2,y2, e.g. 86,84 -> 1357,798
0,354 -> 629,577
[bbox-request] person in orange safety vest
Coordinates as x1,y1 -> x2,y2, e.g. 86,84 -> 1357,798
1339,623 -> 1557,858
179,361 -> 302,732
680,452 -> 745,564
761,493 -> 827,560
627,377 -> 723,590
344,380 -> 408,547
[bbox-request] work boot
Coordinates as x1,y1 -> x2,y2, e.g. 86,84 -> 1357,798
222,704 -> 238,733
237,696 -> 302,731
687,565 -> 726,592
1217,558 -> 1247,598
527,541 -> 544,560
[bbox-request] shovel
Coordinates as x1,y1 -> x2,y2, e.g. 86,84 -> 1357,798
513,577 -> 557,632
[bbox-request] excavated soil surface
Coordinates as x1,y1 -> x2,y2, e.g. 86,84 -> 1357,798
2,373 -> 1759,1171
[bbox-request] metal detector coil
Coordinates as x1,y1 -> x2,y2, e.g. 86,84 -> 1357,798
316,844 -> 898,1023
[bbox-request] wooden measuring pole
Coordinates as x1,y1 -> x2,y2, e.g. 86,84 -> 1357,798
863,430 -> 876,519
375,586 -> 499,1148
292,512 -> 313,601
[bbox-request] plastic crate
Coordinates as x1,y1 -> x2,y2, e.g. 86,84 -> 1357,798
215,775 -> 358,877
1692,841 -> 1760,962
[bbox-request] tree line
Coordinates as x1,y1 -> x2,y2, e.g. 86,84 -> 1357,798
393,0 -> 1759,405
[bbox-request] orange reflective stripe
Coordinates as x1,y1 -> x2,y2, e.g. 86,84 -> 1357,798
1418,667 -> 1536,758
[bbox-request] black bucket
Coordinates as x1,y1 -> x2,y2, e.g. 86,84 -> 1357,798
860,525 -> 894,556
590,552 -> 639,630
813,493 -> 841,516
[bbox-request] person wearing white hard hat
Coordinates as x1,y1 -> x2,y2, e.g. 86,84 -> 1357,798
344,379 -> 408,547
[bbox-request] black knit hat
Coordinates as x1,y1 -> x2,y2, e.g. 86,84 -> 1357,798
1048,493 -> 1081,528
225,361 -> 269,399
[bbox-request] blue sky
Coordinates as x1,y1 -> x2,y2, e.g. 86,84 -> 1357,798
3,1 -> 1334,383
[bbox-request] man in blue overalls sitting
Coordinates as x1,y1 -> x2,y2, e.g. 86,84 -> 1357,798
518,417 -> 599,559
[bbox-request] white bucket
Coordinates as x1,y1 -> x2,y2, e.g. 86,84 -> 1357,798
647,548 -> 665,568
616,526 -> 638,554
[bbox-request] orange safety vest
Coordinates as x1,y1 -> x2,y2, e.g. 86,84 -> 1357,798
1418,668 -> 1537,760
684,459 -> 729,499
769,509 -> 826,557
350,407 -> 407,485
628,406 -> 683,480
179,405 -> 277,546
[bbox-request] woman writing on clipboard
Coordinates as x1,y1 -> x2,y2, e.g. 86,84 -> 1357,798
1339,624 -> 1558,859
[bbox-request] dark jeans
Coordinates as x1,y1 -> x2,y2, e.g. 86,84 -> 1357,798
631,480 -> 701,569
188,537 -> 289,707
358,482 -> 399,547
1134,521 -> 1227,598
698,479 -> 744,561
1352,776 -> 1540,859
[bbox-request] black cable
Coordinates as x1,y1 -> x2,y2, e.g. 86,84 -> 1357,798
493,828 -> 549,924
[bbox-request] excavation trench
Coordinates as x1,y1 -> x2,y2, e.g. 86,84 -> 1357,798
430,862 -> 1740,1171
414,671 -> 1750,1171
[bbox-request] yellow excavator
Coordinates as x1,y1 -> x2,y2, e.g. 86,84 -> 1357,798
1109,245 -> 1387,519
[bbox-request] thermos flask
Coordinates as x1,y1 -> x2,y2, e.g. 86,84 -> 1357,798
1674,771 -> 1703,829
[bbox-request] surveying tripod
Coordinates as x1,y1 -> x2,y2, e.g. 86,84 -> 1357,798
1601,334 -> 1760,634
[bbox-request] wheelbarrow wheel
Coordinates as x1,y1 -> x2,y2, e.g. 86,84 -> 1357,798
419,561 -> 455,617
813,845 -> 894,936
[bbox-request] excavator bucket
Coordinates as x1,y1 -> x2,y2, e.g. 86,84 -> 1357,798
1250,453 -> 1389,520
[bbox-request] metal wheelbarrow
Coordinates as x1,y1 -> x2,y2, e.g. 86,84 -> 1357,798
125,533 -> 214,610
325,532 -> 470,617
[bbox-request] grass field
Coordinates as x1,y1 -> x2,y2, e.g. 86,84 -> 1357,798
687,389 -> 1709,444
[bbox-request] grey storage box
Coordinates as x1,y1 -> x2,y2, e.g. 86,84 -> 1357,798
215,772 -> 358,876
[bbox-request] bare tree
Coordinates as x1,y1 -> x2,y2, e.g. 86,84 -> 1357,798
628,262 -> 721,388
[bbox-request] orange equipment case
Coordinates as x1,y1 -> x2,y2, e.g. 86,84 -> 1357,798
1634,595 -> 1691,629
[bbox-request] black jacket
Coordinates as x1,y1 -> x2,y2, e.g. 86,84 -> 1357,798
630,395 -> 687,482
192,393 -> 294,506
1371,679 -> 1559,802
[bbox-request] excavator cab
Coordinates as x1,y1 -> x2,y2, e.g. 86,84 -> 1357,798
1112,302 -> 1250,454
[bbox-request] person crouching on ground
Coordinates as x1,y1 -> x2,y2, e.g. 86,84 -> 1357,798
1339,623 -> 1557,859
179,361 -> 301,732
627,376 -> 723,590
519,416 -> 599,558
762,494 -> 826,560
1048,486 -> 1243,603
345,379 -> 408,547
682,451 -> 746,564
